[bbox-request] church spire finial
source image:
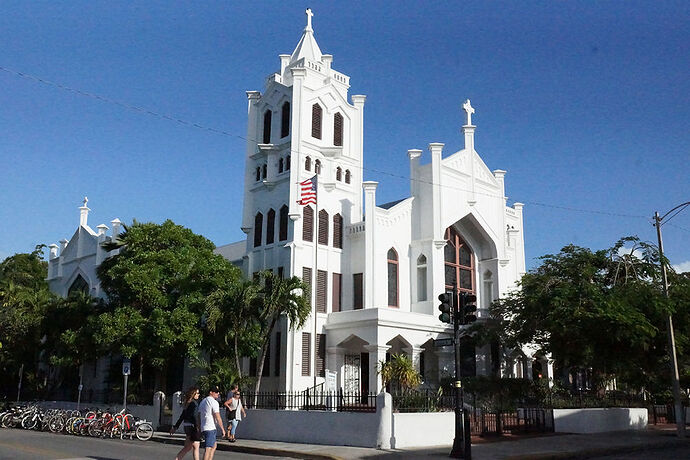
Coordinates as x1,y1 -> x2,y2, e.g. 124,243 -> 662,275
305,8 -> 314,32
463,99 -> 475,127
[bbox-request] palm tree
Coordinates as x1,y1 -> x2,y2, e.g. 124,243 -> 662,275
204,279 -> 261,379
253,271 -> 310,393
378,353 -> 422,394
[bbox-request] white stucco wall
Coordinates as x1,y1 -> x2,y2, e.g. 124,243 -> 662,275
391,412 -> 455,448
232,408 -> 380,447
551,408 -> 648,433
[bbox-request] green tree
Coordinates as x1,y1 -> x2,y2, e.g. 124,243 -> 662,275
0,246 -> 54,397
95,220 -> 242,395
253,271 -> 310,393
378,353 -> 422,394
481,237 -> 689,393
204,278 -> 262,380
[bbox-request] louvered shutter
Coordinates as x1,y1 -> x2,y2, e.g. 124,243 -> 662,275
266,209 -> 275,244
253,213 -> 263,247
318,209 -> 329,245
334,112 -> 343,146
303,206 -> 313,242
311,104 -> 322,139
279,205 -> 289,241
263,110 -> 272,144
316,334 -> 326,377
301,332 -> 311,376
332,273 -> 342,312
333,214 -> 343,249
353,273 -> 363,310
302,267 -> 312,307
281,102 -> 290,138
316,270 -> 327,313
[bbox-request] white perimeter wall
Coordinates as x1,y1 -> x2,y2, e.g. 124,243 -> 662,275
391,412 -> 455,448
234,409 -> 380,447
551,408 -> 648,433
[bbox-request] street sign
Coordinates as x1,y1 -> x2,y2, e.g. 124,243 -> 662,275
433,337 -> 454,348
122,358 -> 131,376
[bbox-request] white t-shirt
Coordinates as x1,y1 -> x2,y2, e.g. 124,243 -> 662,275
198,395 -> 220,432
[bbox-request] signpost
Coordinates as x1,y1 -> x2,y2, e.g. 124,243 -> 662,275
122,358 -> 131,410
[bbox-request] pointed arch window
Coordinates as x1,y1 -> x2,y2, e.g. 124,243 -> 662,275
266,208 -> 276,245
69,274 -> 89,296
318,209 -> 329,245
255,166 -> 261,181
336,167 -> 342,181
315,159 -> 322,175
286,155 -> 291,170
278,158 -> 284,173
333,213 -> 343,249
387,248 -> 399,307
305,156 -> 312,172
444,227 -> 474,293
311,103 -> 322,139
334,112 -> 343,146
417,254 -> 428,301
263,110 -> 272,144
279,205 -> 289,241
345,169 -> 351,184
262,164 -> 267,179
303,206 -> 314,242
254,212 -> 263,247
281,101 -> 290,138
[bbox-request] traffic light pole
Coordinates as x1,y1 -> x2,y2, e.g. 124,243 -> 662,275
450,287 -> 471,459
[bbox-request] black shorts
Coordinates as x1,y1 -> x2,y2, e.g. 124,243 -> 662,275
184,425 -> 202,442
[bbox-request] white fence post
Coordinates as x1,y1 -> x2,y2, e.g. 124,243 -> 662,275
171,391 -> 183,433
376,391 -> 392,449
153,391 -> 166,429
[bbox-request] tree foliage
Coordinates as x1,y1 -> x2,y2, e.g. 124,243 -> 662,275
481,237 -> 690,393
94,220 -> 242,392
379,353 -> 422,393
0,246 -> 54,396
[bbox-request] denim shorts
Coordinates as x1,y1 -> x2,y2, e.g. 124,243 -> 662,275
203,429 -> 217,447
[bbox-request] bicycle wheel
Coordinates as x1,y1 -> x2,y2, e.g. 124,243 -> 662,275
21,414 -> 38,430
87,420 -> 103,437
135,422 -> 153,441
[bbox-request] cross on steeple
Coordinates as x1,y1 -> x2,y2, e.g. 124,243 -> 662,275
305,8 -> 314,32
463,99 -> 475,126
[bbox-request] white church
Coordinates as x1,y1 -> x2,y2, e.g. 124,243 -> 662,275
46,10 -> 547,399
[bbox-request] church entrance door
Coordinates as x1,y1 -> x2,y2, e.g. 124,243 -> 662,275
343,354 -> 360,394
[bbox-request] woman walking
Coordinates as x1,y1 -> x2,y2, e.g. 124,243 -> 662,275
223,389 -> 246,442
171,386 -> 201,460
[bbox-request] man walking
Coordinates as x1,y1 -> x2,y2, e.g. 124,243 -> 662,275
198,386 -> 225,460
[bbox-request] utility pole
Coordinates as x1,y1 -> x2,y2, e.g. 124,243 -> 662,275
654,207 -> 687,437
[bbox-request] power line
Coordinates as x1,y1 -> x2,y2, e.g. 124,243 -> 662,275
0,65 -> 651,221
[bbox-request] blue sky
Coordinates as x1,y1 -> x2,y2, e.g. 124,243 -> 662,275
1,1 -> 688,272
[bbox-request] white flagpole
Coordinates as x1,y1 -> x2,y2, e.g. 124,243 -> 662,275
312,177 -> 319,391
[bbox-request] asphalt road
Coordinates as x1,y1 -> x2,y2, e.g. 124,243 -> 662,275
0,429 -> 284,460
588,444 -> 690,459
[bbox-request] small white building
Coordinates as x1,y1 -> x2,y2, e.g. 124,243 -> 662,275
221,10 -> 533,395
45,197 -> 124,400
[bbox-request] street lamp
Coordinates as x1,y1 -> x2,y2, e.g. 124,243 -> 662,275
653,201 -> 689,438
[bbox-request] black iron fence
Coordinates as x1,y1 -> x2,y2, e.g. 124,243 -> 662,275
242,390 -> 377,413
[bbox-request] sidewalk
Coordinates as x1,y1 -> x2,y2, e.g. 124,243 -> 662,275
152,426 -> 689,460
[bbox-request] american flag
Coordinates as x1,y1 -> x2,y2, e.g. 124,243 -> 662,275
298,175 -> 317,205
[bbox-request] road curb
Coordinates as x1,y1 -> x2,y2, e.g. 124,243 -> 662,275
151,434 -> 343,460
504,437 -> 690,460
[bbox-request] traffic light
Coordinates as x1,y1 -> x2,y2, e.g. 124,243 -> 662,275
438,292 -> 453,323
460,292 -> 477,325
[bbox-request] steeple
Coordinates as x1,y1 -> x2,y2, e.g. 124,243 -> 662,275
290,8 -> 323,63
